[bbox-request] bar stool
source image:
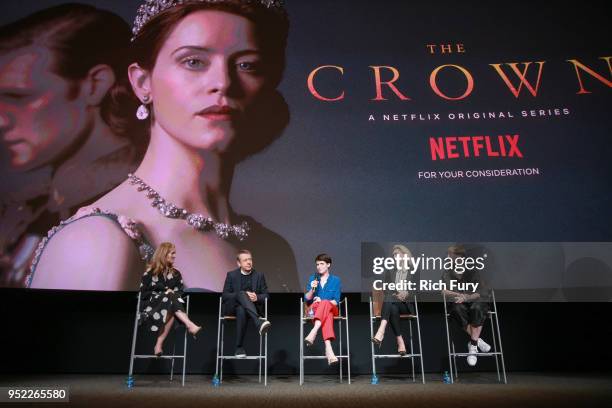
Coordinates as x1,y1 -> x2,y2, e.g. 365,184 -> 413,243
128,291 -> 190,387
215,296 -> 268,385
443,288 -> 507,383
299,297 -> 351,385
369,290 -> 425,383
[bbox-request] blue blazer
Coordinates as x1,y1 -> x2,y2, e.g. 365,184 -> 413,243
304,273 -> 341,305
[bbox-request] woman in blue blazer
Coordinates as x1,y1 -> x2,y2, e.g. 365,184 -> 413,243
303,253 -> 342,365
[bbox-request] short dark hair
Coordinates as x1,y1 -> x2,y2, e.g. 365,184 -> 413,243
315,253 -> 332,265
236,249 -> 252,260
0,4 -> 146,147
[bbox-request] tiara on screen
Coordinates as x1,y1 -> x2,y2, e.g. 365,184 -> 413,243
132,0 -> 286,40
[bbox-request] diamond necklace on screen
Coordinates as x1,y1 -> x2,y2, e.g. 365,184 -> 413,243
127,173 -> 249,241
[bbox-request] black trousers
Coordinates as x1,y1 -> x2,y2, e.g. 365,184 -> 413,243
448,301 -> 489,328
223,291 -> 264,347
380,301 -> 414,336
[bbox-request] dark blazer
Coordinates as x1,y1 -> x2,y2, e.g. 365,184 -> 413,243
222,268 -> 269,314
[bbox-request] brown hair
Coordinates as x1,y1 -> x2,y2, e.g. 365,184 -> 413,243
315,253 -> 332,265
448,244 -> 467,256
131,2 -> 288,86
147,242 -> 176,276
236,249 -> 252,260
0,4 -> 147,149
129,1 -> 290,162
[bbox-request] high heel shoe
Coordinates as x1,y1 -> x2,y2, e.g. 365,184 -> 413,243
304,337 -> 314,347
398,348 -> 407,356
154,346 -> 163,357
189,326 -> 202,339
371,336 -> 383,348
327,355 -> 339,366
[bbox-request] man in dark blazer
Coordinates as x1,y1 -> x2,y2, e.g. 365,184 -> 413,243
222,249 -> 271,358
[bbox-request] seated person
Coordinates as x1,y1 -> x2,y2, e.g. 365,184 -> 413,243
139,242 -> 202,357
372,244 -> 415,355
303,253 -> 342,365
222,249 -> 271,358
441,245 -> 491,367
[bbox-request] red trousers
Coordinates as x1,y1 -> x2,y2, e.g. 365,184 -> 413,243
310,300 -> 339,341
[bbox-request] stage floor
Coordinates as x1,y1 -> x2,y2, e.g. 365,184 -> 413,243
1,372 -> 611,407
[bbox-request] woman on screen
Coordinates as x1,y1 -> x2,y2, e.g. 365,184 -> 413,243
303,253 -> 342,365
139,242 -> 202,356
27,0 -> 298,292
371,244 -> 415,356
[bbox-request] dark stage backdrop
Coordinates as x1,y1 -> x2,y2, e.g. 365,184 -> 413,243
1,290 -> 612,376
1,0 -> 610,293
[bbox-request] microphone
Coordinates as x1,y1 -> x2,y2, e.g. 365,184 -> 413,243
312,274 -> 320,294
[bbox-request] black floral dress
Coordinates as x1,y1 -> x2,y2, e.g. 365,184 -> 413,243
139,268 -> 185,333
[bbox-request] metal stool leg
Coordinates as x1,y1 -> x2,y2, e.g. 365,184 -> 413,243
215,297 -> 222,381
258,330 -> 262,384
259,300 -> 267,386
264,333 -> 268,387
369,297 -> 377,379
181,295 -> 190,387
128,293 -> 141,385
264,298 -> 268,386
264,330 -> 268,386
170,342 -> 175,381
409,320 -> 415,382
299,298 -> 304,386
492,290 -> 507,384
220,321 -> 225,383
414,295 -> 426,384
490,312 -> 501,381
443,294 -> 454,384
339,315 -> 343,383
452,342 -> 458,379
345,297 -> 351,385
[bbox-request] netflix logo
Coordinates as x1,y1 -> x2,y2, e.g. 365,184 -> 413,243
429,135 -> 523,160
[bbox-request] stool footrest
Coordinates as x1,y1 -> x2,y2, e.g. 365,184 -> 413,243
373,354 -> 421,359
302,355 -> 349,359
450,352 -> 503,357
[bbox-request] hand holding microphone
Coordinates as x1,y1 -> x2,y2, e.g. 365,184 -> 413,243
308,275 -> 320,302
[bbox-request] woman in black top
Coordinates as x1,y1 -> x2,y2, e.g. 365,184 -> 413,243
139,242 -> 202,356
372,244 -> 415,355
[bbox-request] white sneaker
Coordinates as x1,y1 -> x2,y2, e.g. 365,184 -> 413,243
259,320 -> 271,335
467,343 -> 478,366
234,347 -> 247,358
477,338 -> 491,353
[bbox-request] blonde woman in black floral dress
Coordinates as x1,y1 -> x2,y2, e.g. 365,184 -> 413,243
139,242 -> 202,356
